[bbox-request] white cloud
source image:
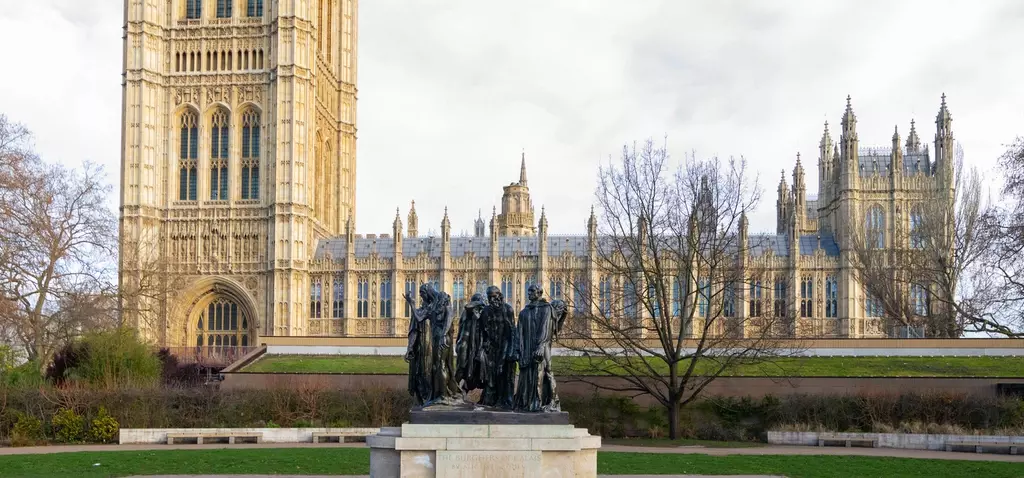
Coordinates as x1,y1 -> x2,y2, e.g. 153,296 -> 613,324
0,0 -> 1021,236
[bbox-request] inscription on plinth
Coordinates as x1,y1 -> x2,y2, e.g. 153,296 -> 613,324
436,450 -> 541,478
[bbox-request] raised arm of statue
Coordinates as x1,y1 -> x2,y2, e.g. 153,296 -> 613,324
551,299 -> 568,339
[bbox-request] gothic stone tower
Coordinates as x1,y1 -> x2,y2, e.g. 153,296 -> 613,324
497,153 -> 536,236
119,0 -> 358,347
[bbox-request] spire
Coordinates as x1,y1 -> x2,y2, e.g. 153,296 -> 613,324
819,121 -> 832,164
407,200 -> 419,238
841,95 -> 857,131
441,206 -> 451,241
793,153 -> 805,192
519,151 -> 528,187
778,169 -> 789,193
906,119 -> 921,152
891,125 -> 903,176
539,206 -> 548,232
892,124 -> 900,142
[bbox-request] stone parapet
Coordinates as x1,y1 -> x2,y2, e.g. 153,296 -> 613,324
368,423 -> 600,477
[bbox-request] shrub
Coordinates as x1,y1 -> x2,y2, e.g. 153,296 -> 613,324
51,408 -> 85,443
11,413 -> 43,446
76,329 -> 161,388
88,407 -> 119,444
46,342 -> 89,385
3,361 -> 44,389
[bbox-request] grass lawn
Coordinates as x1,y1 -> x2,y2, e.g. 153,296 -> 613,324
0,448 -> 1021,477
244,354 -> 1024,378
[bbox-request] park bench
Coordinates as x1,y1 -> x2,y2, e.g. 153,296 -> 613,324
816,434 -> 877,448
944,440 -> 1018,454
166,431 -> 263,445
312,428 -> 380,443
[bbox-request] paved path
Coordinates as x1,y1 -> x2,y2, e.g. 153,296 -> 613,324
0,442 -> 1020,463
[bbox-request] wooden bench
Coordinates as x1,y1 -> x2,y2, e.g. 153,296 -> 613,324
311,428 -> 379,444
817,435 -> 877,448
945,441 -> 1018,455
166,432 -> 263,445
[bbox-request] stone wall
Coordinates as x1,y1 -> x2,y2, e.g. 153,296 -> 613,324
767,431 -> 1024,451
119,427 -> 379,445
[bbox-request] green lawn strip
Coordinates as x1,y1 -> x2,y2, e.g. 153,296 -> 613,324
0,448 -> 1019,478
244,354 -> 1024,378
597,452 -> 1024,478
602,438 -> 765,448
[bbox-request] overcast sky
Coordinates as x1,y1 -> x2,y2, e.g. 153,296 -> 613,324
0,0 -> 1022,236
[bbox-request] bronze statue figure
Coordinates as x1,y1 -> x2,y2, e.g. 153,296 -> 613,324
514,285 -> 567,412
404,283 -> 460,406
479,286 -> 519,409
455,293 -> 487,399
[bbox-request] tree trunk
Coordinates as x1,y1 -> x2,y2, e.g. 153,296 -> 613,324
667,399 -> 680,440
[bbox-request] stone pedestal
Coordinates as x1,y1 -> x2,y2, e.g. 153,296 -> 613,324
367,423 -> 600,478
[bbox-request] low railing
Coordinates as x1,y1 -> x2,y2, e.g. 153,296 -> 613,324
162,346 -> 259,368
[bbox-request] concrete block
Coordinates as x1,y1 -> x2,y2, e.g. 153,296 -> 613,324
401,424 -> 489,438
446,438 -> 531,451
436,450 -> 542,478
395,437 -> 448,451
399,450 -> 437,478
531,438 -> 581,451
487,424 -> 576,439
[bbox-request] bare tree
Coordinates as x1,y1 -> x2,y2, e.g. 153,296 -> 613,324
0,130 -> 118,366
849,146 -> 986,338
119,234 -> 184,341
563,138 -> 788,439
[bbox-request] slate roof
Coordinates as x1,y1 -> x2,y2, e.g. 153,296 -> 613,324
857,148 -> 931,176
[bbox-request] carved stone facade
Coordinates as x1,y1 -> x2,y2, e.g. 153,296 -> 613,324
119,0 -> 358,347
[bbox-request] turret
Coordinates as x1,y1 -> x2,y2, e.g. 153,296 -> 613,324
441,206 -> 451,242
738,210 -> 749,254
793,154 -> 806,234
539,206 -> 548,235
890,126 -> 903,178
818,121 -> 833,196
776,170 -> 790,234
587,205 -> 598,239
906,119 -> 921,153
840,95 -> 859,183
407,200 -> 418,238
519,151 -> 528,187
392,208 -> 403,243
474,209 -> 485,237
934,93 -> 954,179
489,207 -> 498,242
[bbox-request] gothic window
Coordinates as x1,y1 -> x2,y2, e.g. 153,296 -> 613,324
800,277 -> 813,318
572,277 -> 587,315
404,279 -> 417,317
451,277 -> 465,312
648,284 -> 661,318
672,278 -> 683,317
216,0 -> 231,18
773,278 -> 787,317
310,278 -> 323,319
332,276 -> 344,318
475,280 -> 488,297
825,276 -> 838,318
186,0 -> 202,19
623,280 -> 638,319
195,298 -> 250,349
865,288 -> 883,318
549,278 -> 564,301
910,208 -> 924,249
247,0 -> 263,17
749,280 -> 763,317
379,278 -> 392,318
866,206 -> 885,248
240,110 -> 261,200
501,276 -> 514,305
178,111 -> 198,201
723,282 -> 736,318
911,284 -> 929,317
697,278 -> 710,317
356,278 -> 369,318
427,277 -> 440,295
599,276 -> 612,316
209,109 -> 229,200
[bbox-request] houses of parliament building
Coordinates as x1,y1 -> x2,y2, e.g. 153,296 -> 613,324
118,0 -> 956,348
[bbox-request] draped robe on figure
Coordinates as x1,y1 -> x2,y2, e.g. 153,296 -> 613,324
514,298 -> 567,412
480,301 -> 519,408
455,296 -> 487,395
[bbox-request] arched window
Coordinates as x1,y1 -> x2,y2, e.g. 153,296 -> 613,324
178,111 -> 199,201
825,276 -> 838,318
800,276 -> 813,318
240,110 -> 260,200
451,277 -> 464,312
671,278 -> 683,317
216,0 -> 232,18
623,280 -> 638,319
648,283 -> 661,318
356,278 -> 369,318
722,282 -> 736,318
247,0 -> 264,17
773,278 -> 787,317
196,298 -> 250,349
475,280 -> 488,297
572,277 -> 587,315
310,278 -> 323,319
210,109 -> 229,200
599,276 -> 612,316
749,280 -> 763,317
866,206 -> 885,248
501,276 -> 514,306
380,278 -> 393,318
697,278 -> 710,317
332,275 -> 345,318
911,284 -> 929,317
186,0 -> 202,19
865,287 -> 883,318
549,278 -> 564,302
404,279 -> 417,317
910,208 -> 924,249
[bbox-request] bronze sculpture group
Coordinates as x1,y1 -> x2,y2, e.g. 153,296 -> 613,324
403,283 -> 567,413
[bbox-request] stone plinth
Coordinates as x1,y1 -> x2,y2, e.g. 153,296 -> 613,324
367,422 -> 600,478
